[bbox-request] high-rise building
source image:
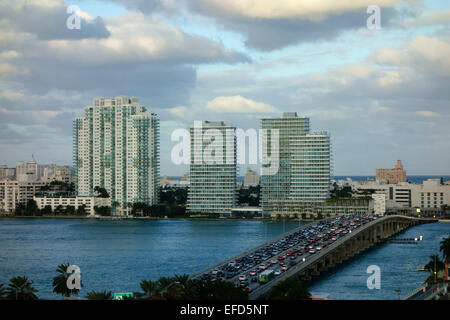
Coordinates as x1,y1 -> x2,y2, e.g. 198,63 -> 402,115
187,121 -> 237,215
73,97 -> 159,214
376,160 -> 407,184
260,112 -> 331,217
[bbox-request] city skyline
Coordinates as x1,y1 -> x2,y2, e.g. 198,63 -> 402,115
0,0 -> 449,176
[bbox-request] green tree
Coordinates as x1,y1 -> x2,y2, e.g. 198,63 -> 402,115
41,205 -> 53,216
5,276 -> 39,300
424,254 -> 445,273
269,278 -> 311,300
139,279 -> 161,299
440,236 -> 450,263
14,203 -> 26,216
76,204 -> 87,216
65,205 -> 75,216
94,206 -> 111,216
94,186 -> 109,198
52,263 -> 82,298
85,290 -> 113,300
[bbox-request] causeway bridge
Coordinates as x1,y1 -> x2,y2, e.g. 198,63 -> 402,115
192,215 -> 437,300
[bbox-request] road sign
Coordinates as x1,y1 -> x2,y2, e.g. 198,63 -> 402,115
114,292 -> 134,300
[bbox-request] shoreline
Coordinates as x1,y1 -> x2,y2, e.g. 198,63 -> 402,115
0,215 -> 317,222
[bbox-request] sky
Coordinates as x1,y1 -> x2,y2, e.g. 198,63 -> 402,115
0,0 -> 449,176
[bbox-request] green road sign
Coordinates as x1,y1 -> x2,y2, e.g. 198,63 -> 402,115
114,292 -> 134,300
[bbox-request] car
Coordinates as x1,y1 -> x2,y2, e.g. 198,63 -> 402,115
274,270 -> 281,276
309,249 -> 316,254
239,275 -> 247,281
240,281 -> 249,288
281,266 -> 288,271
249,270 -> 257,276
211,270 -> 219,275
251,277 -> 258,282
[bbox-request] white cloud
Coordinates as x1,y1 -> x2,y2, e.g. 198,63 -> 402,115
374,36 -> 450,76
416,110 -> 440,118
194,0 -> 397,20
206,96 -> 278,113
168,106 -> 188,118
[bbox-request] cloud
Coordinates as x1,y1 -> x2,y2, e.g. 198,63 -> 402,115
0,0 -> 110,40
206,96 -> 279,113
398,9 -> 450,27
168,106 -> 188,118
374,36 -> 450,76
107,0 -> 402,50
415,110 -> 440,118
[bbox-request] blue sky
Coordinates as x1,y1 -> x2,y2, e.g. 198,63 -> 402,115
0,0 -> 449,175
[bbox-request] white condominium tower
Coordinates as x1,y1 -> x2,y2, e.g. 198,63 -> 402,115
260,112 -> 331,216
187,121 -> 237,215
73,97 -> 160,213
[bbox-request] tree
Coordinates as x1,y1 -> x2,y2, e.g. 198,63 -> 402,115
76,204 -> 87,216
85,290 -> 113,300
440,236 -> 450,263
269,278 -> 311,300
424,254 -> 445,273
94,186 -> 109,198
14,203 -> 26,216
5,276 -> 39,300
52,263 -> 82,298
41,205 -> 53,216
94,206 -> 111,216
0,283 -> 5,300
54,205 -> 65,215
65,205 -> 75,216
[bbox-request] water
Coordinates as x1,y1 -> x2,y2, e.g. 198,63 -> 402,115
0,218 -> 300,299
0,219 -> 448,300
307,222 -> 449,300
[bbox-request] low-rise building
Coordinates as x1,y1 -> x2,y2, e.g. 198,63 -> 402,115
0,180 -> 48,213
349,178 -> 450,214
34,196 -> 111,216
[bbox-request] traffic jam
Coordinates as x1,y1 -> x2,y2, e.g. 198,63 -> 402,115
195,214 -> 377,292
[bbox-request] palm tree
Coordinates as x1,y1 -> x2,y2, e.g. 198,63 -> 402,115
269,278 -> 311,300
52,263 -> 82,299
139,279 -> 161,299
5,276 -> 38,300
440,236 -> 450,263
85,290 -> 113,300
0,283 -> 5,300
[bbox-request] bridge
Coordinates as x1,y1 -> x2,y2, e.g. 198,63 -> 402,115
192,215 -> 437,300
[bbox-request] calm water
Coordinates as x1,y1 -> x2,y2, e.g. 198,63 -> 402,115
0,218 -> 448,300
0,218 -> 300,299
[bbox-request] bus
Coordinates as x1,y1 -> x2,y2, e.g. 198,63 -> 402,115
258,269 -> 275,284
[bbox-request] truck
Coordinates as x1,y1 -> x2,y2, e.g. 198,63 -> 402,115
258,269 -> 275,284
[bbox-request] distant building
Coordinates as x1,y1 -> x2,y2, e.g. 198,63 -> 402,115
376,160 -> 407,184
187,121 -> 237,215
73,97 -> 160,215
34,196 -> 110,216
260,112 -> 331,217
0,180 -> 49,213
0,165 -> 15,181
350,178 -> 450,214
243,168 -> 259,187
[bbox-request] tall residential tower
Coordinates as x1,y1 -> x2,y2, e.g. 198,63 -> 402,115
73,97 -> 159,214
187,121 -> 237,215
260,112 -> 331,217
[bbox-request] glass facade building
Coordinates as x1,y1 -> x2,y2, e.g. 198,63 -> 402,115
260,112 -> 331,217
187,121 -> 237,215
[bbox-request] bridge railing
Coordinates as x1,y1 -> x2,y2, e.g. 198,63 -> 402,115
249,215 -> 432,299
